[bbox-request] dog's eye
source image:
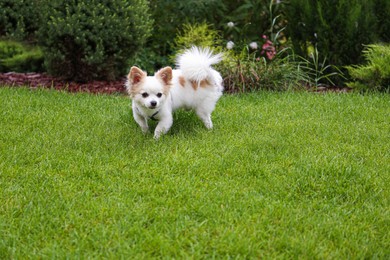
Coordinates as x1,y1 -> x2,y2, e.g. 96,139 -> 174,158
141,93 -> 149,98
157,93 -> 163,98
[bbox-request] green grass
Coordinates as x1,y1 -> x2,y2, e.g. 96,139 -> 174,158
1,87 -> 389,258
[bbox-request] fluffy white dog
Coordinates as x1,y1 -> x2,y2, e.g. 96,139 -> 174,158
126,47 -> 223,139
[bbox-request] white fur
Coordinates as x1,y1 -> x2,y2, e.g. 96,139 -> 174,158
126,46 -> 223,139
176,46 -> 223,83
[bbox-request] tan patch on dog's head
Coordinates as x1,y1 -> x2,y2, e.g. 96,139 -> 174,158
127,66 -> 147,97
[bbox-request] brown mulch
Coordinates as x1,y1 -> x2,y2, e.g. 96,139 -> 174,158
0,72 -> 352,94
309,85 -> 352,93
0,72 -> 127,95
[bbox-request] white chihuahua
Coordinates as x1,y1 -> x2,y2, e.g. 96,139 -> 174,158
126,47 -> 223,139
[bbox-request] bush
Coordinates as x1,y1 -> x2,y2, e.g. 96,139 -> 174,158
219,48 -> 309,92
38,0 -> 152,81
0,40 -> 22,59
172,23 -> 224,57
346,44 -> 390,92
0,0 -> 43,41
0,40 -> 44,72
285,0 -> 385,79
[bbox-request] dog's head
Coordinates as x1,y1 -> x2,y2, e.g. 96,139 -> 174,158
126,66 -> 172,110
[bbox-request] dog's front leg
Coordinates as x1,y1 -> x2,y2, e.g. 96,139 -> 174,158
154,114 -> 173,139
133,110 -> 149,134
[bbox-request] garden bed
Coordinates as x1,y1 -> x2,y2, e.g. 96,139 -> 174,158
0,72 -> 127,95
0,72 -> 352,94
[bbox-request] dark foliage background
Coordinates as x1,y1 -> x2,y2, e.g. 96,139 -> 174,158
0,0 -> 389,84
285,0 -> 389,67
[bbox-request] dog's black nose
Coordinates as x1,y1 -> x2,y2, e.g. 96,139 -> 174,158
150,101 -> 157,107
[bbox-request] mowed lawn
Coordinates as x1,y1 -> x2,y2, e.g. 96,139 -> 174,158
0,87 -> 389,258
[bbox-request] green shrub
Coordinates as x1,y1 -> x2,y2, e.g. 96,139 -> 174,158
0,0 -> 43,41
285,0 -> 386,81
0,40 -> 23,59
219,48 -> 309,92
0,40 -> 44,72
38,0 -> 152,81
171,22 -> 225,63
173,23 -> 223,51
346,44 -> 390,92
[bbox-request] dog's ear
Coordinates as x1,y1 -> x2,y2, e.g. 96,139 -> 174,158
128,66 -> 146,85
156,66 -> 172,85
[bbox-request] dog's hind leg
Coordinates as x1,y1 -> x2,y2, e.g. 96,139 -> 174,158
195,108 -> 213,129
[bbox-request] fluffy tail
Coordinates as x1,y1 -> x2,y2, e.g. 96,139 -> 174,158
176,46 -> 223,82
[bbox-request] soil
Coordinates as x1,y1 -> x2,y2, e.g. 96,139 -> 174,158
0,72 -> 351,95
0,72 -> 127,95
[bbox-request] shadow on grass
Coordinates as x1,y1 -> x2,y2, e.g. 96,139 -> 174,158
118,109 -> 207,142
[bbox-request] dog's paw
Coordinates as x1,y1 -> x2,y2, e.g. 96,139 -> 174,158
153,132 -> 161,140
141,126 -> 149,134
154,128 -> 168,140
203,119 -> 213,129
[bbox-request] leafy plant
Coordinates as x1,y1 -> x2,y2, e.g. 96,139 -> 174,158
219,47 -> 309,92
0,40 -> 44,72
0,40 -> 23,59
297,45 -> 345,87
346,44 -> 390,92
173,23 -> 223,52
171,22 -> 226,65
38,0 -> 152,81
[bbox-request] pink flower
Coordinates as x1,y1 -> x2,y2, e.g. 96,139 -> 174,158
261,40 -> 276,60
266,48 -> 276,60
